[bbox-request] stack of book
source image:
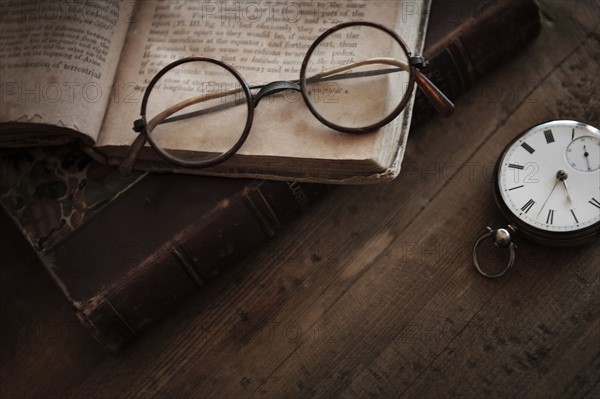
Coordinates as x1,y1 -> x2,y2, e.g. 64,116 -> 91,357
0,0 -> 541,351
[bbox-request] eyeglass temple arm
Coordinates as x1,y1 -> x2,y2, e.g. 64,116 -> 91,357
313,57 -> 454,117
408,56 -> 454,117
414,68 -> 454,117
119,87 -> 245,176
119,132 -> 146,176
309,57 -> 407,80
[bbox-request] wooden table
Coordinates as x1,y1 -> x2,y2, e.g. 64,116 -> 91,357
1,1 -> 599,397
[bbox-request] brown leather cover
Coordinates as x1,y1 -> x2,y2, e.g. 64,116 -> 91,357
43,176 -> 329,351
411,0 -> 541,126
0,0 -> 541,351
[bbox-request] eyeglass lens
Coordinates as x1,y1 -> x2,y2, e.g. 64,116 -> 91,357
146,60 -> 250,163
303,24 -> 410,129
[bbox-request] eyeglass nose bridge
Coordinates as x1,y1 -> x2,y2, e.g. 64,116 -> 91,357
252,81 -> 301,108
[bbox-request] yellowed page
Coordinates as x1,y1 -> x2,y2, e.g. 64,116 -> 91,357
0,0 -> 132,142
98,0 -> 426,172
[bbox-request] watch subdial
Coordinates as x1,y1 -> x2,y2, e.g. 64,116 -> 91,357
565,135 -> 600,172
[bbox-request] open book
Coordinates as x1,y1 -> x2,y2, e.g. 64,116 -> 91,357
0,0 -> 431,184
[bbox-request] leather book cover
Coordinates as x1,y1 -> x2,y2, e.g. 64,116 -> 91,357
0,0 -> 541,351
411,0 -> 542,126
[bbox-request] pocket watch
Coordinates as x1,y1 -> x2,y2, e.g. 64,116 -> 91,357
473,120 -> 600,278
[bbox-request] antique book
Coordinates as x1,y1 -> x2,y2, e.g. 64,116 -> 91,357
0,0 -> 541,351
0,0 -> 433,184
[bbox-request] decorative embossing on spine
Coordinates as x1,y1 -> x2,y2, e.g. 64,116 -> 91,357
287,181 -> 308,209
171,244 -> 205,288
243,185 -> 282,237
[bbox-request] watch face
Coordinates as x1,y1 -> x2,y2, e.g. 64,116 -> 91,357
497,121 -> 600,238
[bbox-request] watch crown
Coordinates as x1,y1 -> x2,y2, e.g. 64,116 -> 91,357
493,228 -> 512,247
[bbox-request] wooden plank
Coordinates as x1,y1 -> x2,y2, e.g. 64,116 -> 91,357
70,2 -> 598,398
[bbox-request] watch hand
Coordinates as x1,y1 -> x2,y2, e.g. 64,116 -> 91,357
583,145 -> 591,171
537,170 -> 570,218
561,179 -> 574,203
536,176 -> 559,218
556,170 -> 573,203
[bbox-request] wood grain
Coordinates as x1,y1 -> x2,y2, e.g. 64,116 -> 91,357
1,1 -> 599,398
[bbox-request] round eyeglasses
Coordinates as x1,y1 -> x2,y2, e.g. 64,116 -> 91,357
119,21 -> 454,176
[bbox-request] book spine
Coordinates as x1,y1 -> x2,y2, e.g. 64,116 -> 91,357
73,180 -> 328,351
411,0 -> 541,127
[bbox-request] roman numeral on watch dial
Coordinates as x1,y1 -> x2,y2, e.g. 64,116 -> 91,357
571,209 -> 579,223
521,142 -> 535,154
546,209 -> 555,224
521,199 -> 535,214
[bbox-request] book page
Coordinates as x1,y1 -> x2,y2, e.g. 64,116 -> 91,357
98,0 -> 426,174
0,0 -> 132,143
